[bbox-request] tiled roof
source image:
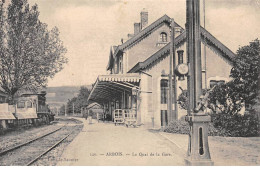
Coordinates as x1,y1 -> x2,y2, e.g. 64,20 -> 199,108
113,14 -> 184,57
129,27 -> 236,73
128,31 -> 186,72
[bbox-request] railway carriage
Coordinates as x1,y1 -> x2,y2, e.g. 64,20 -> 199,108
0,103 -> 16,133
0,91 -> 55,133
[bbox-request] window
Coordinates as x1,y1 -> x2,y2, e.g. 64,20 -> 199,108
27,101 -> 32,108
160,79 -> 174,104
209,80 -> 225,88
17,102 -> 25,108
161,79 -> 168,104
160,32 -> 167,42
161,110 -> 168,126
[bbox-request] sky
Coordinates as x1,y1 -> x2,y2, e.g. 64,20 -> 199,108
24,0 -> 260,87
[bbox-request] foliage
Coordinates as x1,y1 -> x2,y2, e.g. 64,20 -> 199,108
65,86 -> 90,114
176,39 -> 260,137
59,104 -> 65,115
0,0 -> 67,103
74,86 -> 90,113
67,97 -> 77,114
177,89 -> 207,110
177,90 -> 188,110
164,118 -> 190,134
230,39 -> 260,109
211,112 -> 260,137
164,116 -> 225,136
207,82 -> 244,115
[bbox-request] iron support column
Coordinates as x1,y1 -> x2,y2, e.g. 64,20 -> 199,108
185,0 -> 213,165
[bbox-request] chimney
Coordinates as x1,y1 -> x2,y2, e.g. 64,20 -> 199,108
140,8 -> 148,30
134,23 -> 140,35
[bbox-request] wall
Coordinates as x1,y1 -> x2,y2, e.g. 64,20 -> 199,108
141,42 -> 233,128
126,23 -> 171,72
139,72 -> 153,128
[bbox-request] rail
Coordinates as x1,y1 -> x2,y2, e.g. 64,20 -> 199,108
26,133 -> 71,166
0,124 -> 67,157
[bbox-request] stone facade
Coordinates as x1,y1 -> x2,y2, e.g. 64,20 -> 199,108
90,11 -> 235,129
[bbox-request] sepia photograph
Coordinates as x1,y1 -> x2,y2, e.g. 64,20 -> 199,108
0,0 -> 259,166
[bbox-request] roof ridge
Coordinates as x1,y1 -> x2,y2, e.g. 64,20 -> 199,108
114,14 -> 183,57
129,28 -> 236,73
200,27 -> 236,59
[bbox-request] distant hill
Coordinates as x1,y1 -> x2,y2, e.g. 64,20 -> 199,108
46,85 -> 92,108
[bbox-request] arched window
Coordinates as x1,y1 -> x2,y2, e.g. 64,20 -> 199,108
160,32 -> 167,42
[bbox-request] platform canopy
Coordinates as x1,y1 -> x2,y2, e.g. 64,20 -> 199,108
88,73 -> 140,104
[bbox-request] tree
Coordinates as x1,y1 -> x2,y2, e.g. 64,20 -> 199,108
59,104 -> 65,115
229,39 -> 260,110
74,86 -> 90,112
178,39 -> 260,114
0,0 -> 67,103
67,97 -> 77,114
177,39 -> 260,136
65,86 -> 90,115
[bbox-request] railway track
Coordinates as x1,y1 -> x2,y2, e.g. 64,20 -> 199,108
0,123 -> 76,166
26,133 -> 71,166
0,124 -> 66,156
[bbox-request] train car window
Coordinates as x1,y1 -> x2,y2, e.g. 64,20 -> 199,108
27,101 -> 32,108
17,102 -> 25,108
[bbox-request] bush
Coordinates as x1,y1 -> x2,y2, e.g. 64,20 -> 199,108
164,117 -> 224,136
164,112 -> 260,137
211,112 -> 260,137
164,119 -> 190,134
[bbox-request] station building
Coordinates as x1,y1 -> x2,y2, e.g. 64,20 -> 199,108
87,10 -> 235,128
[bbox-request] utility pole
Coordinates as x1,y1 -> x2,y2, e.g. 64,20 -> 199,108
185,0 -> 213,165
